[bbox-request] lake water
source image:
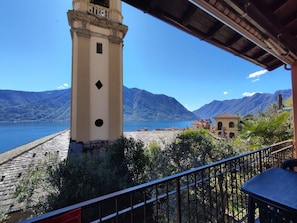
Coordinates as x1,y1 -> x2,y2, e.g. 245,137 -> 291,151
0,120 -> 195,154
0,122 -> 70,154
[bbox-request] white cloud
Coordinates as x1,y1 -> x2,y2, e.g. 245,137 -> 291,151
57,83 -> 69,90
251,78 -> 260,82
247,69 -> 268,79
242,92 -> 258,97
223,91 -> 228,95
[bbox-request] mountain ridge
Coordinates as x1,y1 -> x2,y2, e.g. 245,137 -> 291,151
0,88 -> 291,123
0,87 -> 197,123
193,89 -> 292,119
124,86 -> 197,121
0,89 -> 71,123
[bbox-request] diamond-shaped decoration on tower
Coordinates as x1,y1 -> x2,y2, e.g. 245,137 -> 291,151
95,80 -> 103,90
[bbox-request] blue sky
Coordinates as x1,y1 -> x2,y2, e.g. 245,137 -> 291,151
0,1 -> 292,111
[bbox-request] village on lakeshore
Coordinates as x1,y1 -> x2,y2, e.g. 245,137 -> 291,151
135,113 -> 240,140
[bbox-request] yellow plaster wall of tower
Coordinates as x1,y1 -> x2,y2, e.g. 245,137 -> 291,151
90,36 -> 109,140
68,0 -> 128,143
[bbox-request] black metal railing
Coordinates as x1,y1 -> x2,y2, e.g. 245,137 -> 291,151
21,140 -> 294,223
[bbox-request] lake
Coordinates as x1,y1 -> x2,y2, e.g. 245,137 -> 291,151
0,120 -> 195,154
0,122 -> 70,154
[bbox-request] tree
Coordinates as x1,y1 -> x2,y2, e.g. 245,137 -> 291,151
104,136 -> 148,187
143,129 -> 244,223
0,204 -> 9,222
144,141 -> 164,181
237,107 -> 293,149
14,136 -> 148,219
161,129 -> 214,175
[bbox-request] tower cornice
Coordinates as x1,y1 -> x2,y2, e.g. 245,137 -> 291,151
68,10 -> 128,41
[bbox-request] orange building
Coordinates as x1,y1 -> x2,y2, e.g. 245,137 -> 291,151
192,119 -> 211,130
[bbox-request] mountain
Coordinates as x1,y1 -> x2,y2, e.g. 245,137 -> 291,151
124,87 -> 197,121
0,89 -> 70,123
0,87 -> 197,123
0,88 -> 291,123
193,89 -> 292,119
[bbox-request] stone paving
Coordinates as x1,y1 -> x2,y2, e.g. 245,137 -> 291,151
0,129 -> 182,215
124,129 -> 182,149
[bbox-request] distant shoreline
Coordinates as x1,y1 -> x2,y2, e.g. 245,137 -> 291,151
0,119 -> 195,123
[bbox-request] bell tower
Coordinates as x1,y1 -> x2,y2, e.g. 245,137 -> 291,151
68,0 -> 127,150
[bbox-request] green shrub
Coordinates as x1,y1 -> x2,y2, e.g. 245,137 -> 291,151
14,136 -> 148,216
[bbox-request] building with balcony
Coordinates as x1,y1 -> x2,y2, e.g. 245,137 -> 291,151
214,113 -> 240,139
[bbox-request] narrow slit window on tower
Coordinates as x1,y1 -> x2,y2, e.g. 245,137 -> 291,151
97,43 -> 103,54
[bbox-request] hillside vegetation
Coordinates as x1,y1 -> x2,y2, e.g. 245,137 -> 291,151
0,88 -> 197,123
0,88 -> 291,123
0,89 -> 70,123
123,87 -> 197,121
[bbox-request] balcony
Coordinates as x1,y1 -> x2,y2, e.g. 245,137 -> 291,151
20,140 -> 293,223
88,3 -> 109,19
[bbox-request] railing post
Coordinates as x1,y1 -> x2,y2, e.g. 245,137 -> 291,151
176,178 -> 182,223
259,150 -> 263,173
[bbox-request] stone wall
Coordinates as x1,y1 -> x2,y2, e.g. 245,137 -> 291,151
124,129 -> 182,149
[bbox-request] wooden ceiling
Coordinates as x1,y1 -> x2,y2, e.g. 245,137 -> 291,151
122,0 -> 297,71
